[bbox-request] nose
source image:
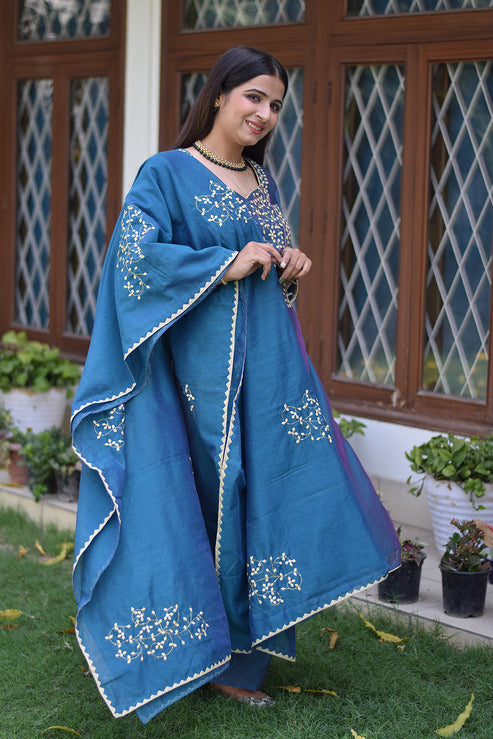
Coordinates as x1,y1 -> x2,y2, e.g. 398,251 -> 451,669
256,101 -> 271,121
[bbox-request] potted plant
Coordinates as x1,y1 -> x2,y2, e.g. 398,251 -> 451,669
20,426 -> 77,502
0,403 -> 14,467
50,442 -> 81,502
378,527 -> 427,604
0,330 -> 81,433
333,410 -> 366,440
406,433 -> 493,549
439,519 -> 491,618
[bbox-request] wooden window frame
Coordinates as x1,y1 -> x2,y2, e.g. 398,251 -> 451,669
0,0 -> 126,359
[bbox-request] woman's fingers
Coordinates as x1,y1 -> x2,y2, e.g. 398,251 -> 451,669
280,248 -> 312,280
223,242 -> 281,282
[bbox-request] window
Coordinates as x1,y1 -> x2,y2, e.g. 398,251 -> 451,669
0,1 -> 125,357
160,0 -> 493,432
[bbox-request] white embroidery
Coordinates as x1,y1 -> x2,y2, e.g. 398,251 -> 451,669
93,404 -> 125,451
195,182 -> 252,226
248,554 -> 302,606
117,204 -> 155,298
106,606 -> 209,664
182,383 -> 195,414
282,390 -> 332,444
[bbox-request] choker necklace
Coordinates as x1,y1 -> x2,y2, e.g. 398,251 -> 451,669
193,140 -> 247,171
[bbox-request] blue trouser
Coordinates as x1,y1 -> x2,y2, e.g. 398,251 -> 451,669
211,650 -> 272,690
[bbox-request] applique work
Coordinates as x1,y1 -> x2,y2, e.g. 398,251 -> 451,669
93,404 -> 125,451
106,606 -> 209,664
248,553 -> 302,606
282,390 -> 332,443
195,182 -> 252,226
117,204 -> 155,298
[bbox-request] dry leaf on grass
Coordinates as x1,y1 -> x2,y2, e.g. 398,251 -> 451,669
39,541 -> 74,566
350,730 -> 366,739
320,626 -> 339,648
17,545 -> 28,559
435,693 -> 474,737
276,685 -> 302,693
40,727 -> 81,736
0,609 -> 23,620
358,612 -> 407,645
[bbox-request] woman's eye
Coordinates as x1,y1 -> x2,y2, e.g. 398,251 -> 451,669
271,103 -> 281,113
248,94 -> 261,102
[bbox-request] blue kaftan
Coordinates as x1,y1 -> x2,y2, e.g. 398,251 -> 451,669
71,149 -> 400,722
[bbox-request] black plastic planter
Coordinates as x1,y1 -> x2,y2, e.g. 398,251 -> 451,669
378,555 -> 426,604
439,563 -> 491,618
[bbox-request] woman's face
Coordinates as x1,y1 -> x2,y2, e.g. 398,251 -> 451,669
213,74 -> 285,149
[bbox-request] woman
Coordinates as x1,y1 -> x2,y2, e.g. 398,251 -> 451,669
72,46 -> 399,724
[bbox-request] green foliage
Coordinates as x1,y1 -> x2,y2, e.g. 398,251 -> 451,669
440,519 -> 488,573
406,433 -> 493,503
20,426 -> 78,501
333,410 -> 367,439
0,330 -> 81,394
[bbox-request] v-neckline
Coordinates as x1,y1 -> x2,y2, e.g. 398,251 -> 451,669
179,148 -> 262,201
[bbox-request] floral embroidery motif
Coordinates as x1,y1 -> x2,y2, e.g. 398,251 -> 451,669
195,182 -> 252,226
248,165 -> 292,250
182,383 -> 195,415
282,390 -> 332,444
247,553 -> 302,606
106,606 -> 209,664
117,204 -> 155,298
93,404 -> 125,451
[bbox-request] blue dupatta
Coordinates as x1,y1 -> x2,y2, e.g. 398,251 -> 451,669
72,150 -> 400,722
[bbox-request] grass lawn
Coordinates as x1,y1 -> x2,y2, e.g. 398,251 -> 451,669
1,505 -> 492,739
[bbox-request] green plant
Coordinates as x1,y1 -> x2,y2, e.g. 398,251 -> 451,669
440,519 -> 489,573
20,426 -> 76,501
406,433 -> 493,504
0,329 -> 81,395
333,410 -> 366,440
396,525 -> 426,564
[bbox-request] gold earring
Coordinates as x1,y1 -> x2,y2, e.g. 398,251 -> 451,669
213,102 -> 219,111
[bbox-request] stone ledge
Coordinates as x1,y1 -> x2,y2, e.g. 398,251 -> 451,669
0,469 -> 76,532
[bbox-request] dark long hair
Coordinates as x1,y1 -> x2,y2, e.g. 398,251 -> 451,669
171,46 -> 288,165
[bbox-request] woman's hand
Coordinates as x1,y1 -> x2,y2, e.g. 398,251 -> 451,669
278,247 -> 312,281
222,241 -> 282,282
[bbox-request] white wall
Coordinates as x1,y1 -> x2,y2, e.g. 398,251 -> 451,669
123,0 -> 162,195
345,416 -> 436,529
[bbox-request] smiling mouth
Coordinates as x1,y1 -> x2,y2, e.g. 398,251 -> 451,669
246,120 -> 265,134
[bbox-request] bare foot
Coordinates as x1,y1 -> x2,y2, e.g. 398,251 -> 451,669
210,683 -> 272,702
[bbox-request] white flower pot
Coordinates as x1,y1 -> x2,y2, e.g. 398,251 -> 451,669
0,387 -> 68,433
425,478 -> 493,551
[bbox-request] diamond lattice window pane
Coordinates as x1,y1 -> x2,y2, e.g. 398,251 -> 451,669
179,68 -> 303,246
337,65 -> 404,386
183,0 -> 305,29
18,0 -> 110,41
423,62 -> 493,400
16,79 -> 53,329
66,78 -> 109,337
347,0 -> 493,14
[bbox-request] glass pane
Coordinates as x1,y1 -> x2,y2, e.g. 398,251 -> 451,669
337,65 -> 404,386
423,61 -> 493,400
347,0 -> 493,14
179,68 -> 303,246
183,0 -> 305,29
66,78 -> 109,337
16,79 -> 53,329
18,0 -> 110,41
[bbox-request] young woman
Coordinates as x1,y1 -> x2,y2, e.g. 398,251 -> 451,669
72,46 -> 399,724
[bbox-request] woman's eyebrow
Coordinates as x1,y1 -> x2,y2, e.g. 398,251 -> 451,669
244,88 -> 283,106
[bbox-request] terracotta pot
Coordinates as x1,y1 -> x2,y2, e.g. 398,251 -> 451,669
7,443 -> 29,485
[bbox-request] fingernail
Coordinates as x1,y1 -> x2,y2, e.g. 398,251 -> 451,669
280,262 -> 286,268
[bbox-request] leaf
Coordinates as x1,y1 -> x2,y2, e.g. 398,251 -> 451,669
320,626 -> 340,649
40,727 -> 81,736
40,541 -> 74,566
17,545 -> 28,559
304,688 -> 337,696
350,730 -> 366,739
0,609 -> 23,620
35,540 -> 47,556
358,612 -> 407,645
435,693 -> 474,736
276,685 -> 302,693
1,623 -> 18,630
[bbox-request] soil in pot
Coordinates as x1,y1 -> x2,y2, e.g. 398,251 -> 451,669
378,555 -> 426,604
440,562 -> 490,618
